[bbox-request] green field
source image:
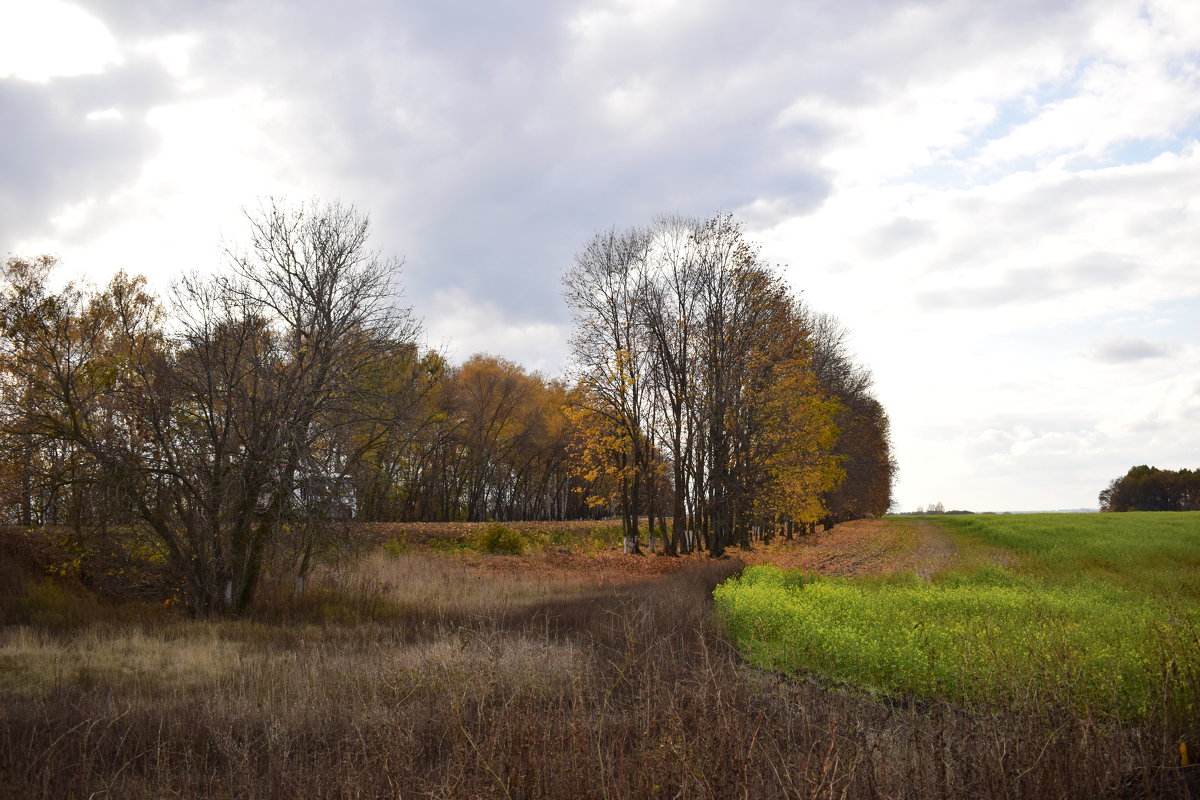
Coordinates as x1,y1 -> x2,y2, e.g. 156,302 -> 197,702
715,512 -> 1200,718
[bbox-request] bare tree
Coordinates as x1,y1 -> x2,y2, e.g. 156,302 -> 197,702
0,201 -> 419,614
564,214 -> 870,558
640,217 -> 704,554
213,199 -> 421,597
563,226 -> 656,554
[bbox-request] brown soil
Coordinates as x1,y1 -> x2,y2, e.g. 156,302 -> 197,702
733,517 -> 960,577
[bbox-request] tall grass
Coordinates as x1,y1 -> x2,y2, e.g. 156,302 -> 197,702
0,572 -> 1178,798
3,522 -> 1199,798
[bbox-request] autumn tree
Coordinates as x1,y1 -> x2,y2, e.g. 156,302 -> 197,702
563,227 -> 657,554
1100,466 -> 1200,511
802,309 -> 896,523
0,200 -> 420,614
563,214 -> 886,556
346,352 -> 588,524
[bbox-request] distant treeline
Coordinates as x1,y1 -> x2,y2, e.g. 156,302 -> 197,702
0,201 -> 894,613
1099,465 -> 1200,512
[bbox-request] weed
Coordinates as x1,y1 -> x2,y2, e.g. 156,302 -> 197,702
383,535 -> 408,558
476,523 -> 527,555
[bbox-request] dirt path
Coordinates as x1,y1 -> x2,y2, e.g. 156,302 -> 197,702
739,517 -> 964,578
901,519 -> 965,579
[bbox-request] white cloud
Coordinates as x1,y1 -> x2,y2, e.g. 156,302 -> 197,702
1090,336 -> 1173,363
0,0 -> 121,82
132,34 -> 200,81
5,0 -> 1199,512
1096,369 -> 1200,440
12,86 -> 310,293
424,288 -> 571,376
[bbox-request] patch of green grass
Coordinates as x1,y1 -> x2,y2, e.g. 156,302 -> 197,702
383,535 -> 408,558
716,513 -> 1200,719
717,564 -> 1198,718
922,512 -> 1200,600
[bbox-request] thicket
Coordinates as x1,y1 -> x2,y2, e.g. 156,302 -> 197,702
1100,465 -> 1200,512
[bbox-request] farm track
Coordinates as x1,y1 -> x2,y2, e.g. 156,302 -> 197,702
740,517 -> 964,577
361,516 -> 972,585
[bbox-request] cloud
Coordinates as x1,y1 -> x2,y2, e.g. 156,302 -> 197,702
1090,336 -> 1172,363
55,0 -> 847,315
0,0 -> 121,82
423,288 -> 572,376
0,62 -> 175,254
5,0 -> 1200,513
1096,370 -> 1200,439
860,217 -> 934,258
914,251 -> 1144,311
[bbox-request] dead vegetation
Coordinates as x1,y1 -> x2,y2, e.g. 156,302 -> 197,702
1,522 -> 1197,799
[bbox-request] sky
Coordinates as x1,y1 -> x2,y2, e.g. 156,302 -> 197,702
1,0 -> 1197,513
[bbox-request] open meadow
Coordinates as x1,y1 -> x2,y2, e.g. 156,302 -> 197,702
2,516 -> 1199,799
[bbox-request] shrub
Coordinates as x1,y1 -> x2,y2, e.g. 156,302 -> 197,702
475,523 -> 525,555
18,579 -> 105,629
383,535 -> 408,558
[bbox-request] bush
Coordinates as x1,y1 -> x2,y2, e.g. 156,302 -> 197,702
475,523 -> 525,555
18,579 -> 105,629
383,535 -> 408,558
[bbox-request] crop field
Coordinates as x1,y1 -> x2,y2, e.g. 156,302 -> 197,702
2,517 -> 1199,799
921,512 -> 1200,598
716,513 -> 1200,720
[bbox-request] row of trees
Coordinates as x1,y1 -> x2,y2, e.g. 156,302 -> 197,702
351,353 -> 594,524
1099,465 -> 1200,512
0,202 -> 428,613
0,203 -> 895,613
563,215 -> 894,557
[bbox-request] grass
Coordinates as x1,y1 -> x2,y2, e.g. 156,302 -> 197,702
716,513 -> 1200,722
716,564 -> 1198,719
921,511 -> 1200,599
2,519 -> 1199,798
0,625 -> 242,695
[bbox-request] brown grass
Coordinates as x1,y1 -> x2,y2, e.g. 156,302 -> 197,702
2,524 -> 1198,799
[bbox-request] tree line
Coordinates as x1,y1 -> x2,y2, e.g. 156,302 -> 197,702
1099,465 -> 1200,512
0,201 -> 894,614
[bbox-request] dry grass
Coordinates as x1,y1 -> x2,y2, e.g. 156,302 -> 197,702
0,625 -> 241,695
2,526 -> 1198,799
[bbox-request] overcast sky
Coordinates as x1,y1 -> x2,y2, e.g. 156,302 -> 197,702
2,0 -> 1197,512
